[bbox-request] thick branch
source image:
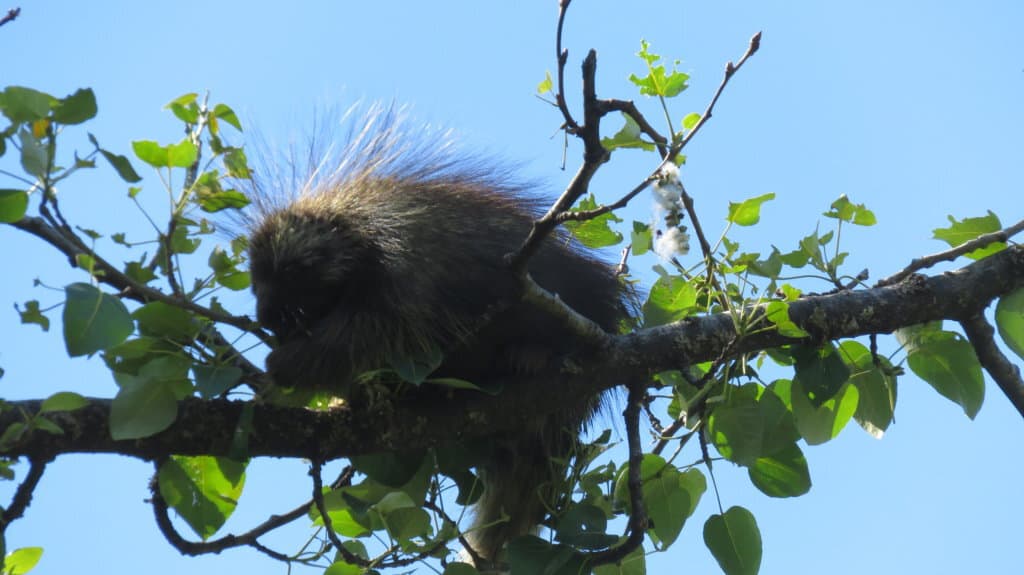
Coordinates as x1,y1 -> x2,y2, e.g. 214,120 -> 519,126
2,246 -> 1021,460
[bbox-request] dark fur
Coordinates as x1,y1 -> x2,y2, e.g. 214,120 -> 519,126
247,112 -> 630,561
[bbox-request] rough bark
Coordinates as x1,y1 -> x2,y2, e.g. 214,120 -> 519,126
3,245 -> 1021,462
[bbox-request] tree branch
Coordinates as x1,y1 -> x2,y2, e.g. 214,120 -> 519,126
2,246 -> 1021,461
0,457 -> 47,532
960,313 -> 1024,419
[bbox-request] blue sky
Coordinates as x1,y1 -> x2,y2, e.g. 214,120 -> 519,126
1,1 -> 1022,574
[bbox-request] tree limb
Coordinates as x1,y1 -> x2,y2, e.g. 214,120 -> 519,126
2,245 -> 1021,461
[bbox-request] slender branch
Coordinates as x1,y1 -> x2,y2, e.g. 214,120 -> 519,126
598,98 -> 670,158
8,216 -> 269,340
878,217 -> 1024,287
587,381 -> 648,566
148,462 -> 312,562
309,460 -> 368,567
677,31 -> 761,153
0,457 -> 47,531
680,182 -> 713,260
960,314 -> 1024,419
511,50 -> 609,274
552,31 -> 763,229
0,7 -> 19,28
554,0 -> 580,132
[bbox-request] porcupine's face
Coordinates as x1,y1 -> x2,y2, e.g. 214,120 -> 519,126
248,211 -> 360,341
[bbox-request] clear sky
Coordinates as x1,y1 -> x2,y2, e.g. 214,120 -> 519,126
1,1 -> 1022,574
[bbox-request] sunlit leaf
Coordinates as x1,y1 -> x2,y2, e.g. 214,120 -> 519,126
932,211 -> 1004,260
158,455 -> 246,539
727,193 -> 775,227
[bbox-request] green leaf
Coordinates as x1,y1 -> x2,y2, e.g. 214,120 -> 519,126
212,103 -> 242,131
39,391 -> 88,413
644,467 -> 692,547
193,364 -> 242,399
89,135 -> 143,183
507,535 -> 586,575
372,492 -> 432,543
554,504 -> 617,550
207,246 -> 250,290
193,171 -> 251,212
563,194 -> 624,248
642,274 -> 697,327
324,561 -> 364,575
537,71 -> 554,95
0,189 -> 28,222
823,194 -> 877,226
707,383 -> 799,466
351,451 -> 426,488
629,40 -> 689,98
18,129 -> 48,179
682,112 -> 701,130
995,288 -> 1024,361
763,301 -> 810,338
52,88 -> 97,125
791,343 -> 851,407
158,456 -> 246,540
839,340 -> 897,438
703,506 -> 762,575
4,547 -> 43,575
932,211 -> 1004,260
726,193 -> 775,226
32,416 -> 64,435
223,147 -> 251,179
630,221 -> 652,256
592,544 -> 646,575
601,114 -> 656,152
132,301 -> 203,342
16,300 -> 49,331
109,376 -> 180,440
166,93 -> 199,108
785,377 -> 858,445
747,442 -> 811,498
903,329 -> 984,418
132,139 -> 198,168
62,283 -> 134,357
1,86 -> 54,122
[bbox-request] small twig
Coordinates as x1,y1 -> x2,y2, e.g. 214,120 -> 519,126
511,50 -> 609,274
554,0 -> 580,133
878,218 -> 1024,287
677,31 -> 762,154
309,460 -> 368,567
960,314 -> 1024,419
598,98 -> 670,158
0,457 -> 47,531
587,380 -> 648,567
423,500 -> 483,567
680,182 -> 713,261
0,7 -> 19,28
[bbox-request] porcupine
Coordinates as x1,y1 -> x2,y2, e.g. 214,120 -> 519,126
246,111 -> 631,562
